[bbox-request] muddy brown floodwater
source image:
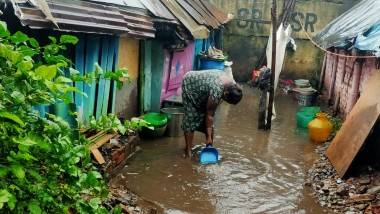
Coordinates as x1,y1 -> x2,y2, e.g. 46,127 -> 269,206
112,87 -> 330,214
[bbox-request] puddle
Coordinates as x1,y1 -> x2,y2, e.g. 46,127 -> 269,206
111,87 -> 329,213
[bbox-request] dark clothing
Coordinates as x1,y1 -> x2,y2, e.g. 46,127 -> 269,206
181,70 -> 224,132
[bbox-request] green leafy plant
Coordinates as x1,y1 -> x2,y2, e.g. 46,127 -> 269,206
329,115 -> 343,136
88,114 -> 152,135
0,21 -> 123,213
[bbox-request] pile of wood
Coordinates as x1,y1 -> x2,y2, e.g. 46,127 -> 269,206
83,130 -> 139,174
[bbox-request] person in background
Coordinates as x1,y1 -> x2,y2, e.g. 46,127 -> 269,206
181,69 -> 243,158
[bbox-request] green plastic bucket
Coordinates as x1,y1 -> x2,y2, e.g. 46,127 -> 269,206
143,113 -> 168,127
141,113 -> 168,138
296,107 -> 320,128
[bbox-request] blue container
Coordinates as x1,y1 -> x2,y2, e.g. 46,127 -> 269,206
199,58 -> 225,70
199,145 -> 219,165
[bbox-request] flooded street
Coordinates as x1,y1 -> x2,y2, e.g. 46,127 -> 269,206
112,87 -> 328,214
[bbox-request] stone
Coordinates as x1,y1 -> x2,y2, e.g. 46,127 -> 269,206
358,186 -> 369,194
367,186 -> 380,194
358,177 -> 372,185
355,204 -> 368,210
348,194 -> 376,204
337,185 -> 349,196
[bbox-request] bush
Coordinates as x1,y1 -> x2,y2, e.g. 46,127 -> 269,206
0,21 -> 123,213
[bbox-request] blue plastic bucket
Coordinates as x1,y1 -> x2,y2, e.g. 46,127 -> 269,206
199,58 -> 225,70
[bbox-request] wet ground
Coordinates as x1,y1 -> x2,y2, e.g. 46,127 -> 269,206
112,87 -> 329,214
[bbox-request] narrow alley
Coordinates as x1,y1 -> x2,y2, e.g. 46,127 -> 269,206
112,88 -> 326,213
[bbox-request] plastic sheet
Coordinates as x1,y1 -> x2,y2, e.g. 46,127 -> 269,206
266,23 -> 293,120
314,0 -> 380,49
355,24 -> 380,56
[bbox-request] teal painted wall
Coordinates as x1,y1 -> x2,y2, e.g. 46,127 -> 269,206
142,40 -> 152,112
150,41 -> 165,112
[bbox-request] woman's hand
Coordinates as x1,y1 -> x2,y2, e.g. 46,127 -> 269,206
206,136 -> 213,146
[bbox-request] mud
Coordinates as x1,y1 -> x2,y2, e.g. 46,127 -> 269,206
111,87 -> 329,213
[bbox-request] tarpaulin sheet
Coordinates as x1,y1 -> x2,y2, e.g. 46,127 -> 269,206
355,23 -> 380,56
314,0 -> 380,49
266,23 -> 293,120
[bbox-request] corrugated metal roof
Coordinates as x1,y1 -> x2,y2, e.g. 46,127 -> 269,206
139,0 -> 177,24
119,7 -> 155,38
185,0 -> 220,28
200,0 -> 230,24
88,0 -> 145,9
175,0 -> 206,26
160,0 -> 209,39
13,0 -> 130,35
12,0 -> 155,38
87,0 -> 156,38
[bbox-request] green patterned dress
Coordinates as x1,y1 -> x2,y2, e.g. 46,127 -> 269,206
181,70 -> 224,132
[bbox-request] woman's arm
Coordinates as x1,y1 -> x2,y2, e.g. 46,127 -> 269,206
205,97 -> 218,145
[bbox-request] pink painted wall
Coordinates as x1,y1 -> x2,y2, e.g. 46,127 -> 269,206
323,49 -> 378,117
161,42 -> 195,101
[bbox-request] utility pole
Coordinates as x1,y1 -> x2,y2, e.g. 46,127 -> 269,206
266,0 -> 277,130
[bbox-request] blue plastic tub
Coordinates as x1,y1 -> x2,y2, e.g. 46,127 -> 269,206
199,58 -> 225,70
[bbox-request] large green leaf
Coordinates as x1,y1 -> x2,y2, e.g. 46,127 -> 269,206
11,31 -> 29,44
0,111 -> 25,126
35,65 -> 57,80
10,165 -> 25,179
0,189 -> 11,209
29,38 -> 39,48
0,21 -> 10,38
11,91 -> 25,104
9,51 -> 22,64
17,60 -> 34,72
7,194 -> 16,210
89,198 -> 101,210
60,35 -> 79,45
17,45 -> 38,57
55,76 -> 72,84
28,201 -> 42,214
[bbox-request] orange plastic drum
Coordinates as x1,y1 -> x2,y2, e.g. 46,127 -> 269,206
308,113 -> 333,143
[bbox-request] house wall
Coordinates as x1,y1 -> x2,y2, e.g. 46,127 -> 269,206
208,0 -> 360,82
115,36 -> 140,119
161,42 -> 195,101
323,50 -> 378,117
151,41 -> 165,112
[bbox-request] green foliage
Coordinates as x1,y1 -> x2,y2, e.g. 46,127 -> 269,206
88,114 -> 152,135
329,115 -> 343,135
0,21 -> 125,213
71,63 -> 129,90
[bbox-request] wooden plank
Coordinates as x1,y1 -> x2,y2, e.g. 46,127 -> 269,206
87,131 -> 106,141
96,37 -> 110,119
89,133 -> 117,150
91,149 -> 106,164
326,71 -> 380,178
83,35 -> 100,124
74,35 -> 85,123
111,37 -> 120,114
101,36 -> 116,115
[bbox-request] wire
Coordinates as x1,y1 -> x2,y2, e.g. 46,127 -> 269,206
297,17 -> 377,59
